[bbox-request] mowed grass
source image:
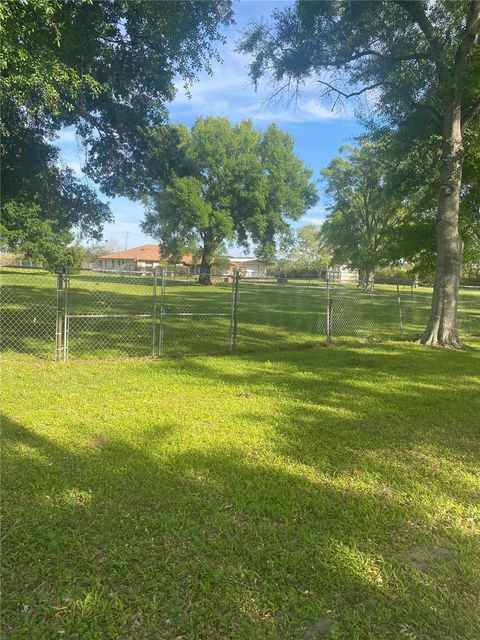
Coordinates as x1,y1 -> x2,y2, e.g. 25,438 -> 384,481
1,267 -> 479,359
2,342 -> 480,639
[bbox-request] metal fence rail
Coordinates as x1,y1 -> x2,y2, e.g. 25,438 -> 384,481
1,265 -> 479,360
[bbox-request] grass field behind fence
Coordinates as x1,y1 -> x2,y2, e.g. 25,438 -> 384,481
1,267 -> 479,359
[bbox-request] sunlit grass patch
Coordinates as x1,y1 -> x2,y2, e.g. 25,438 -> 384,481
1,342 -> 480,638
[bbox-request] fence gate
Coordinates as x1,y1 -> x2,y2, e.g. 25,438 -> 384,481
63,269 -> 159,359
60,269 -> 240,359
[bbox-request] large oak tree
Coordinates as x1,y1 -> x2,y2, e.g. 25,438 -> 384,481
321,141 -> 403,292
142,117 -> 318,283
241,0 -> 480,347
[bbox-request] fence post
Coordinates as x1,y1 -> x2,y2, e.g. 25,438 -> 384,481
396,283 -> 404,338
55,266 -> 64,361
63,266 -> 70,361
326,273 -> 333,343
327,298 -> 333,344
151,268 -> 158,356
230,271 -> 240,350
158,268 -> 166,355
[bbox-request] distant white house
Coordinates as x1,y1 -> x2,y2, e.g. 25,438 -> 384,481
325,266 -> 358,282
228,257 -> 268,278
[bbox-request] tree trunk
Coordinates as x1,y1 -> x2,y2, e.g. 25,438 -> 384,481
357,268 -> 365,287
420,100 -> 464,348
197,249 -> 212,285
363,268 -> 375,293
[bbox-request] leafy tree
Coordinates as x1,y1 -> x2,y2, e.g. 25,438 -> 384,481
0,0 -> 232,260
321,142 -> 403,291
82,240 -> 122,263
1,126 -> 112,265
142,117 -> 317,283
376,124 -> 480,282
278,224 -> 330,275
1,0 -> 232,142
241,0 -> 480,347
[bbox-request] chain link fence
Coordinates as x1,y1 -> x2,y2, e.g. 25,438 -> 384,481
1,265 -> 479,360
0,266 -> 58,358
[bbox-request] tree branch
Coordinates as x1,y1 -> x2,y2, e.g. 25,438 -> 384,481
395,0 -> 444,61
318,81 -> 386,101
334,48 -> 431,66
455,0 -> 480,75
462,96 -> 480,129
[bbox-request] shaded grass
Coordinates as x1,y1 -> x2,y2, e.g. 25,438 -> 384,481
2,342 -> 480,639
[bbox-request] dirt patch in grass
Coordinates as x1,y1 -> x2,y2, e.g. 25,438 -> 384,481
304,613 -> 340,639
84,436 -> 113,449
395,545 -> 453,574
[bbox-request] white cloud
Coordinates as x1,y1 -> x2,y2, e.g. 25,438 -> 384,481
305,204 -> 328,215
170,44 -> 354,125
64,160 -> 83,177
299,204 -> 328,226
300,217 -> 325,226
55,127 -> 77,143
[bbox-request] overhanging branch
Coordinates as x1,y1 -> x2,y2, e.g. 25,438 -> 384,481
395,0 -> 444,62
334,48 -> 431,66
455,0 -> 480,75
318,81 -> 386,101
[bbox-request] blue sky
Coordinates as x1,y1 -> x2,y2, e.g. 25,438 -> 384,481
56,0 -> 364,252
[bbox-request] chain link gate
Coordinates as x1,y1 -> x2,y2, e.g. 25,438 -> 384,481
158,270 -> 239,357
55,269 -> 241,360
60,268 -> 159,360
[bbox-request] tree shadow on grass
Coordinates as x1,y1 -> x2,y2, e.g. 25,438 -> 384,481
2,354 -> 479,640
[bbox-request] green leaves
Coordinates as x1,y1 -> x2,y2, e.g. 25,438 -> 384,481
1,125 -> 112,264
279,224 -> 330,274
142,117 -> 317,269
1,0 -> 233,264
322,140 -> 404,274
1,0 -> 233,137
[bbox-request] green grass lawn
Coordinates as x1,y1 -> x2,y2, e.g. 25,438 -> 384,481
2,267 -> 480,359
2,342 -> 480,639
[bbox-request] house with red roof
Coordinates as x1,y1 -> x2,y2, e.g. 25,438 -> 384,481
98,244 -> 193,272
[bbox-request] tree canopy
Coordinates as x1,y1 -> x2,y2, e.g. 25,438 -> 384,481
0,0 -> 233,263
0,126 -> 111,268
142,117 -> 318,283
277,224 -> 330,275
371,124 -> 480,280
1,0 -> 232,140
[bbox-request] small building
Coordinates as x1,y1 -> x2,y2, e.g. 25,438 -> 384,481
0,251 -> 22,265
98,244 -> 192,272
228,257 -> 268,278
325,266 -> 358,283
